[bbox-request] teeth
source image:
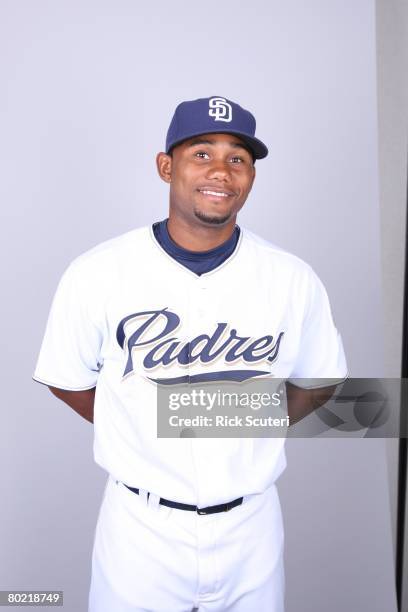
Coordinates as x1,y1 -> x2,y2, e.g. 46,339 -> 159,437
200,190 -> 229,197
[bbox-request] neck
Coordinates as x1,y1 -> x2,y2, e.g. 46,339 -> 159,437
166,215 -> 237,252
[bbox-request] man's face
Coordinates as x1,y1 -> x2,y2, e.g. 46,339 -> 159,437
157,133 -> 256,227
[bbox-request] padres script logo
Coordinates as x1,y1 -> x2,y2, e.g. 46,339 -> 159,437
208,97 -> 232,123
116,308 -> 284,384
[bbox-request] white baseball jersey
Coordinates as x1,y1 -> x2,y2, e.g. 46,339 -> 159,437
33,225 -> 347,507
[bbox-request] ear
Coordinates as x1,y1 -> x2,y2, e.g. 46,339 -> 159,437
249,164 -> 256,190
156,152 -> 173,183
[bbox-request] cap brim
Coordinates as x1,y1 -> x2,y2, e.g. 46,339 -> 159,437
167,129 -> 268,160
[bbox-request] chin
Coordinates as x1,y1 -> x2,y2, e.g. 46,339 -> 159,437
193,208 -> 232,226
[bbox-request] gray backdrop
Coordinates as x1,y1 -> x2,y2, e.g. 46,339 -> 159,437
0,1 -> 400,611
377,0 -> 408,608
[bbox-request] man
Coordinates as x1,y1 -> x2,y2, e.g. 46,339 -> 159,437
33,96 -> 347,611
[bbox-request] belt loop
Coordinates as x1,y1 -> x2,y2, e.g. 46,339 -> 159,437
138,488 -> 149,506
148,492 -> 161,511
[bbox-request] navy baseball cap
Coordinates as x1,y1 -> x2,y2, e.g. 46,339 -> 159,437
165,96 -> 268,160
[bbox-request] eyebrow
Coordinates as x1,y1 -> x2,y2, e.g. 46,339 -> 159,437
186,137 -> 250,152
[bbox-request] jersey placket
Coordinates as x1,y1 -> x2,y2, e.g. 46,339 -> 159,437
186,276 -> 219,596
184,275 -> 211,507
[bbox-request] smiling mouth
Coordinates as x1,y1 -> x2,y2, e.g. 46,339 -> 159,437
197,188 -> 235,198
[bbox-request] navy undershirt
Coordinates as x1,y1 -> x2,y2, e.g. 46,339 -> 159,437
152,219 -> 240,276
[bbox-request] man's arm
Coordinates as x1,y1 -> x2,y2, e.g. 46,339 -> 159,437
48,386 -> 95,424
285,381 -> 337,426
48,383 -> 338,427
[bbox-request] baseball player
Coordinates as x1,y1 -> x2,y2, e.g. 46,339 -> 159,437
33,96 -> 347,612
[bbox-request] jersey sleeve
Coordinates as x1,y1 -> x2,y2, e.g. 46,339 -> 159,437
287,267 -> 348,389
33,260 -> 103,391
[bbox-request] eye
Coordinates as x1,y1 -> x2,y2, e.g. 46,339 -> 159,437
195,151 -> 210,159
230,156 -> 244,163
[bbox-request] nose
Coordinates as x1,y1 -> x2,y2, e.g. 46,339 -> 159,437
205,159 -> 231,182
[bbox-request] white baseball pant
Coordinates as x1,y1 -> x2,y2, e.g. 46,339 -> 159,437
88,476 -> 285,612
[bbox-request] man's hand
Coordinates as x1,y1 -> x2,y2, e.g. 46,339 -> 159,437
48,386 -> 96,424
285,381 -> 338,427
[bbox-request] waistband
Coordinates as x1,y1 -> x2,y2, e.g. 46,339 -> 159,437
122,483 -> 243,515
